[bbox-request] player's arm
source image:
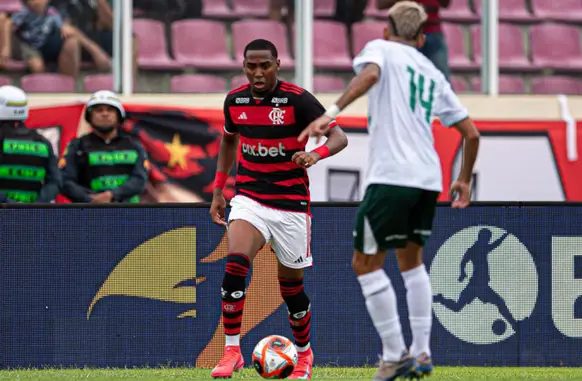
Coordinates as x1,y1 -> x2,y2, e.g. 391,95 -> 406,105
36,141 -> 62,203
110,142 -> 149,202
60,140 -> 93,203
435,81 -> 480,208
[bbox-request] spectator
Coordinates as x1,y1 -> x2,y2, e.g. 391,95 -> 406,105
378,0 -> 451,81
269,0 -> 294,24
0,0 -> 80,78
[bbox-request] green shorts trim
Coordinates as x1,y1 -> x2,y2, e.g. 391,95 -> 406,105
354,184 -> 439,254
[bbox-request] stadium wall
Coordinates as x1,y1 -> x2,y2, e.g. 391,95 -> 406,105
0,204 -> 581,368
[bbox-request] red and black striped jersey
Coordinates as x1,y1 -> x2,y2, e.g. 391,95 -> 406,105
417,0 -> 442,34
223,80 -> 337,214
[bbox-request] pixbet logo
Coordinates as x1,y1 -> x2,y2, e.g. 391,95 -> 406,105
242,142 -> 286,157
430,225 -> 582,345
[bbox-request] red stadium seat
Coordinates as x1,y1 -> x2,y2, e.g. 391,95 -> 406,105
312,21 -> 352,70
133,19 -> 183,70
170,74 -> 227,93
471,24 -> 533,71
231,20 -> 294,69
313,75 -> 345,93
172,20 -> 238,70
0,0 -> 22,13
201,0 -> 235,18
531,0 -> 582,23
450,76 -> 469,93
351,21 -> 386,57
531,76 -> 582,95
83,74 -> 114,92
530,23 -> 582,71
0,75 -> 12,86
474,0 -> 537,22
230,75 -> 249,89
21,74 -> 76,93
363,1 -> 388,18
314,0 -> 336,17
232,0 -> 269,18
471,76 -> 526,94
442,23 -> 478,71
440,0 -> 479,22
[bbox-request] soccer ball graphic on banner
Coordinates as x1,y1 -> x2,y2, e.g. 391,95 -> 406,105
252,335 -> 298,379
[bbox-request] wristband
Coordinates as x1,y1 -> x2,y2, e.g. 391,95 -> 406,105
214,171 -> 228,190
312,145 -> 330,160
324,104 -> 341,119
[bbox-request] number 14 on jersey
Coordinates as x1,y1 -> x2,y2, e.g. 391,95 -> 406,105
407,66 -> 436,124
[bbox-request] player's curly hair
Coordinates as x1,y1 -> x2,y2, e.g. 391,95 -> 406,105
387,1 -> 428,41
244,39 -> 279,59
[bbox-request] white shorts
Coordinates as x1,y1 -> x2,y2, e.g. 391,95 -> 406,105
228,195 -> 313,269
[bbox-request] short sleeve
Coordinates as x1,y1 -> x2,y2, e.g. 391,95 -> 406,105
298,90 -> 338,128
223,97 -> 237,135
433,80 -> 469,127
353,39 -> 386,76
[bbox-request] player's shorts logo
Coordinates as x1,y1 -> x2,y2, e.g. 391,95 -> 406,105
269,108 -> 285,125
430,226 -> 538,344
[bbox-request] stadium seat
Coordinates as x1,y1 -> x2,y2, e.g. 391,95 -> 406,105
474,0 -> 537,22
442,23 -> 478,71
83,74 -> 114,92
531,76 -> 582,94
170,74 -> 227,93
4,60 -> 26,72
531,0 -> 582,23
0,75 -> 12,86
363,1 -> 388,18
201,0 -> 234,18
0,0 -> 22,13
440,0 -> 479,22
471,24 -> 533,71
172,20 -> 238,70
314,0 -> 336,17
312,21 -> 352,70
471,76 -> 526,94
230,75 -> 249,89
20,74 -> 76,93
232,0 -> 269,17
450,76 -> 469,93
530,23 -> 582,71
133,19 -> 183,70
351,21 -> 386,57
313,75 -> 345,93
231,20 -> 294,69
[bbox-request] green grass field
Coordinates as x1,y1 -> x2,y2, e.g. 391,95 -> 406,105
1,367 -> 582,381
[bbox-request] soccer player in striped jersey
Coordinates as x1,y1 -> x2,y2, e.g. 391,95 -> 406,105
299,2 -> 480,380
209,38 -> 348,379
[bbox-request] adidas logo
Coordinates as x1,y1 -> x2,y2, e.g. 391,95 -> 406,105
238,112 -> 248,120
293,257 -> 304,264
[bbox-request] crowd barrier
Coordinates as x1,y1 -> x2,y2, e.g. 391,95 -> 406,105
1,203 -> 581,368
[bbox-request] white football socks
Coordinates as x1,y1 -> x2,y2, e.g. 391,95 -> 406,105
402,264 -> 432,357
357,269 -> 406,362
225,334 -> 240,347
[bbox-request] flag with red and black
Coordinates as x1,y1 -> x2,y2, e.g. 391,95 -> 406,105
121,106 -> 236,203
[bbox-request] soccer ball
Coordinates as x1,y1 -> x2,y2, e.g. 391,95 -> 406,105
252,335 -> 298,379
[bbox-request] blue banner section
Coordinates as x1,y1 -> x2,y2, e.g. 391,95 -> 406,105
1,205 -> 581,368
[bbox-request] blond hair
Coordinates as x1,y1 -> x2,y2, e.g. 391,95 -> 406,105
387,1 -> 428,41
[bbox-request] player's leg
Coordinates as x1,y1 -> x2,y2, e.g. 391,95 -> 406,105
212,196 -> 271,379
352,184 -> 416,381
269,211 -> 313,380
399,190 -> 439,378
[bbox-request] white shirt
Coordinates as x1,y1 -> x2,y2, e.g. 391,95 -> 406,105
353,39 -> 468,192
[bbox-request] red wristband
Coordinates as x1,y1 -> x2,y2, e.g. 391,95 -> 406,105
214,171 -> 228,189
312,145 -> 330,159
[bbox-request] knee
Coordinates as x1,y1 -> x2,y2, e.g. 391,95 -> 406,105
352,253 -> 380,276
28,58 -> 45,72
63,36 -> 80,51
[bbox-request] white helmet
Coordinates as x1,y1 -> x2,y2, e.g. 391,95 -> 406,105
85,90 -> 126,124
0,85 -> 28,121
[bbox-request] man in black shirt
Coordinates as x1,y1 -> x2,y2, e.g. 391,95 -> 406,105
59,90 -> 148,203
0,85 -> 61,203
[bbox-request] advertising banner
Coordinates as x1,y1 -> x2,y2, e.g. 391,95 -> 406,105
1,204 -> 581,368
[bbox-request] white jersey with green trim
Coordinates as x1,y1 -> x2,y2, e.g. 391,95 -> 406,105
353,38 -> 468,193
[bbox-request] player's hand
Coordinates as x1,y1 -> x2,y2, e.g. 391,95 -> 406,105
298,115 -> 332,144
210,189 -> 228,227
91,191 -> 113,203
449,180 -> 471,208
292,151 -> 320,168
